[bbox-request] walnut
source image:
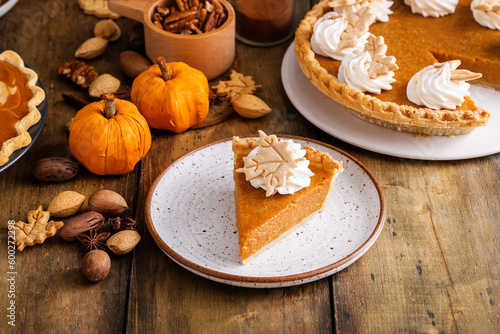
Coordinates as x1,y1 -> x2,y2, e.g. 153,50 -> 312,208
58,60 -> 98,89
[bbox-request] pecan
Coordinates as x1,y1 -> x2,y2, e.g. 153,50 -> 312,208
157,6 -> 170,16
58,60 -> 98,89
203,10 -> 218,32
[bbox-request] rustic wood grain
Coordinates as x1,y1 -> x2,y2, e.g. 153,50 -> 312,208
1,0 -> 499,333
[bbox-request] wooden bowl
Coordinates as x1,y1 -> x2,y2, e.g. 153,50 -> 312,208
109,0 -> 235,80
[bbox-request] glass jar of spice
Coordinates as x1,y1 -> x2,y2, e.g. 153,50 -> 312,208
233,0 -> 295,47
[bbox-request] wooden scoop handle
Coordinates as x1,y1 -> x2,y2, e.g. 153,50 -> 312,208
108,0 -> 157,22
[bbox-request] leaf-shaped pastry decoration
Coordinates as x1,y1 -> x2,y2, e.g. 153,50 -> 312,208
211,70 -> 263,102
365,34 -> 398,78
441,60 -> 482,82
236,131 -> 303,197
337,6 -> 376,51
14,206 -> 64,251
473,1 -> 500,11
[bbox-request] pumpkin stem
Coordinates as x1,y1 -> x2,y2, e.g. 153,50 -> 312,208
103,94 -> 116,118
156,57 -> 171,81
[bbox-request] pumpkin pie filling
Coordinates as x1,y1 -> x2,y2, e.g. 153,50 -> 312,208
233,133 -> 343,263
295,0 -> 497,135
0,61 -> 33,147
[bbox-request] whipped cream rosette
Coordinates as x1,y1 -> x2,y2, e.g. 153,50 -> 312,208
338,34 -> 398,94
407,60 -> 482,110
404,0 -> 458,17
329,0 -> 393,22
471,0 -> 500,30
311,7 -> 375,60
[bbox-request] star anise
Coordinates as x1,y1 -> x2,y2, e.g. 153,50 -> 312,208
108,216 -> 139,232
76,228 -> 111,253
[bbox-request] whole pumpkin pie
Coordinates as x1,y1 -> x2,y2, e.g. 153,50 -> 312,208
0,50 -> 45,166
232,131 -> 343,263
294,0 -> 497,136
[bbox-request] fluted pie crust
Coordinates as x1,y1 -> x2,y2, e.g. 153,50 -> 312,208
232,135 -> 343,264
0,50 -> 45,166
294,0 -> 494,136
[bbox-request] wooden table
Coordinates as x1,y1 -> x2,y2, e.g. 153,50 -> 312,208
1,1 -> 499,332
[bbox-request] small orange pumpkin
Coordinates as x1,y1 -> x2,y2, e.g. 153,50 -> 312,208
69,94 -> 152,175
130,57 -> 210,133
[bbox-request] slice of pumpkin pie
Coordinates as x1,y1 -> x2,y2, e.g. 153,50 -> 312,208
232,131 -> 343,264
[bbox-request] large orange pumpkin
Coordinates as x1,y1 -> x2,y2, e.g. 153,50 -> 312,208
130,57 -> 209,133
69,94 -> 152,175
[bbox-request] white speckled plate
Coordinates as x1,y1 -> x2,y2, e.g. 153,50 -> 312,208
146,136 -> 385,288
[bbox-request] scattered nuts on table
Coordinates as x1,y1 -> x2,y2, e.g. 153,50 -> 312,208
82,249 -> 111,282
107,229 -> 141,255
60,211 -> 105,241
47,191 -> 86,218
119,50 -> 151,78
231,94 -> 272,119
31,157 -> 79,182
88,74 -> 121,98
75,36 -> 109,59
88,189 -> 129,217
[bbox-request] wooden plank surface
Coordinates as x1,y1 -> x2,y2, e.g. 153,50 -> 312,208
1,0 -> 499,333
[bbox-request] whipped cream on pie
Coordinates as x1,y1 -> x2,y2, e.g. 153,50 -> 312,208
339,51 -> 396,93
407,61 -> 481,110
404,0 -> 458,17
471,0 -> 500,30
236,131 -> 314,197
310,11 -> 372,61
330,0 -> 394,22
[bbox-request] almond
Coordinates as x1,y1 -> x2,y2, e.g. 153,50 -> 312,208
88,74 -> 120,98
94,19 -> 121,41
75,36 -> 108,59
88,189 -> 129,217
47,191 -> 86,218
107,230 -> 141,255
231,94 -> 272,119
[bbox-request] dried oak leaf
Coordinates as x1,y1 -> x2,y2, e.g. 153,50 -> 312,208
14,206 -> 64,251
211,70 -> 263,102
236,131 -> 301,197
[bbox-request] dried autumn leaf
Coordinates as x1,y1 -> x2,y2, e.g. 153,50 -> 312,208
14,206 -> 64,251
211,70 -> 263,102
236,131 -> 303,197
